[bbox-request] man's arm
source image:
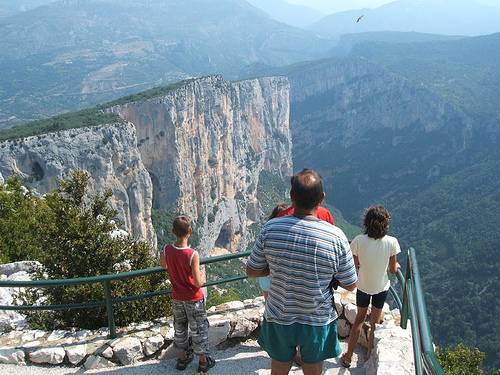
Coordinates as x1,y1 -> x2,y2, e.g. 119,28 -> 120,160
246,227 -> 269,278
191,252 -> 205,288
246,265 -> 270,278
335,239 -> 358,291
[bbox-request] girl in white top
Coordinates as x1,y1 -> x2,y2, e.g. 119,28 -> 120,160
341,205 -> 400,368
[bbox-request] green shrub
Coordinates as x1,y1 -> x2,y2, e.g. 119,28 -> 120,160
9,171 -> 170,330
436,343 -> 485,375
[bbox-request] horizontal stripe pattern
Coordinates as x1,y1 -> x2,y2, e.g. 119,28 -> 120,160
248,216 -> 357,326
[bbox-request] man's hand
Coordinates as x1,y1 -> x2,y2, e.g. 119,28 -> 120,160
246,265 -> 270,278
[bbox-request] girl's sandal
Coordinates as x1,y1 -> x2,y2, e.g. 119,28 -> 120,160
176,351 -> 194,371
340,354 -> 352,368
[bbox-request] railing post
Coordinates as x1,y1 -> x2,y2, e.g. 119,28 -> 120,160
103,280 -> 116,339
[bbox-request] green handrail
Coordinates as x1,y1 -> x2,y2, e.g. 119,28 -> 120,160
0,247 -> 445,375
0,251 -> 251,338
399,248 -> 445,375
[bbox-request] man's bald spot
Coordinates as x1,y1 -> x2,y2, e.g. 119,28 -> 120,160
291,169 -> 324,210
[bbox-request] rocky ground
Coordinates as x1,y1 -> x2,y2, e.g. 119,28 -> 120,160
0,339 -> 366,375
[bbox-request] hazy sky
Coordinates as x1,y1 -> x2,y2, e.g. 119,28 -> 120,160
286,0 -> 500,14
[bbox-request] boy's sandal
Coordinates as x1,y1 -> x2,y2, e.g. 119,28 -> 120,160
340,354 -> 351,368
197,356 -> 216,373
176,351 -> 194,371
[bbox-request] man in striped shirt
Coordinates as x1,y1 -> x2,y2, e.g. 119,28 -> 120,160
247,169 -> 357,375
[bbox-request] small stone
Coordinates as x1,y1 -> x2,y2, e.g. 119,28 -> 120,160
344,303 -> 358,324
143,334 -> 165,356
0,347 -> 25,365
84,355 -> 116,370
29,346 -> 66,364
337,318 -> 350,338
101,346 -> 114,359
74,329 -> 92,340
112,336 -> 143,365
229,318 -> 258,338
65,344 -> 87,365
47,330 -> 69,342
159,342 -> 180,361
208,318 -> 231,347
214,301 -> 245,312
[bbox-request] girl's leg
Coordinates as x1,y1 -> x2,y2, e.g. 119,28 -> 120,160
367,307 -> 383,359
342,306 -> 368,364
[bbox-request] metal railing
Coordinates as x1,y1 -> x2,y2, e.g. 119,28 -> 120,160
0,248 -> 444,374
0,251 -> 251,339
397,248 -> 445,375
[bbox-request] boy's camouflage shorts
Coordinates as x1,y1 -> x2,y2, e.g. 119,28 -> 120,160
172,299 -> 210,355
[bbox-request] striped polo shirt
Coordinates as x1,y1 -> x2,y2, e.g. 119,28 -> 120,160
248,216 -> 357,326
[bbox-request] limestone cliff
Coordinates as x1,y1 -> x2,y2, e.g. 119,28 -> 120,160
0,123 -> 156,246
0,76 -> 292,253
108,75 -> 292,253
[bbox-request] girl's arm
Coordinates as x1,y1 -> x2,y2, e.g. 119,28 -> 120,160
353,255 -> 360,269
191,251 -> 206,288
389,255 -> 400,274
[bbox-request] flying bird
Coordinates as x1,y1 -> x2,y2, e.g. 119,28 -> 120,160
356,15 -> 364,23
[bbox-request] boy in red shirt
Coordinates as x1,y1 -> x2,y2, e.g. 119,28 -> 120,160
160,216 -> 216,373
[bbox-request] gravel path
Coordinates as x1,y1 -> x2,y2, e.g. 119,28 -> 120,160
0,340 -> 366,375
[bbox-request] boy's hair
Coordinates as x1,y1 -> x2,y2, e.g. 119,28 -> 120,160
172,215 -> 192,237
269,203 -> 289,220
364,205 -> 391,239
290,169 -> 324,210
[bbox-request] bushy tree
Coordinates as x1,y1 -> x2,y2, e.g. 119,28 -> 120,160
436,343 -> 485,375
0,177 -> 48,263
6,171 -> 170,329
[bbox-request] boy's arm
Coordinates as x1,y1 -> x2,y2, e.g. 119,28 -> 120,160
389,255 -> 400,274
191,251 -> 205,288
353,255 -> 360,269
159,249 -> 168,270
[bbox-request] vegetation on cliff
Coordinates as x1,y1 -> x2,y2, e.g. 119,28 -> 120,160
1,171 -> 170,329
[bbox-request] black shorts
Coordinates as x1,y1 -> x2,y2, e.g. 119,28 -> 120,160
356,289 -> 388,309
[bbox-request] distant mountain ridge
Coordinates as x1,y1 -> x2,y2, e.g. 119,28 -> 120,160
310,0 -> 500,37
0,0 -> 332,126
247,0 -> 324,27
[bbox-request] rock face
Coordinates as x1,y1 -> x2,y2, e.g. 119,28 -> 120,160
109,75 -> 292,253
0,76 -> 291,253
0,123 -> 155,246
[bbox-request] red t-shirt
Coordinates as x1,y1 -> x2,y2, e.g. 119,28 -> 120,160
164,244 -> 204,302
276,206 -> 335,224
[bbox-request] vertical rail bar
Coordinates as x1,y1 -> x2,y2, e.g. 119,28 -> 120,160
407,279 -> 424,375
103,280 -> 116,339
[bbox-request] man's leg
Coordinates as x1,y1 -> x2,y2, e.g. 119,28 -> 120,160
342,306 -> 368,364
301,361 -> 324,375
271,359 -> 293,375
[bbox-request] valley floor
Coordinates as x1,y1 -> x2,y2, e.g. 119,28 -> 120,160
0,339 -> 366,374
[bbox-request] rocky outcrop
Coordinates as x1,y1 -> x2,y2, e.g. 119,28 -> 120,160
109,75 -> 292,253
0,123 -> 155,246
0,76 -> 291,253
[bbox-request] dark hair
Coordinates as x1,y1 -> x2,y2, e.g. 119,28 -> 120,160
364,205 -> 391,239
172,215 -> 192,237
290,169 -> 324,210
268,203 -> 289,221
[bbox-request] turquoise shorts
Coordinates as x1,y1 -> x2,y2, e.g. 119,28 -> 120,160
258,276 -> 270,291
258,319 -> 341,364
